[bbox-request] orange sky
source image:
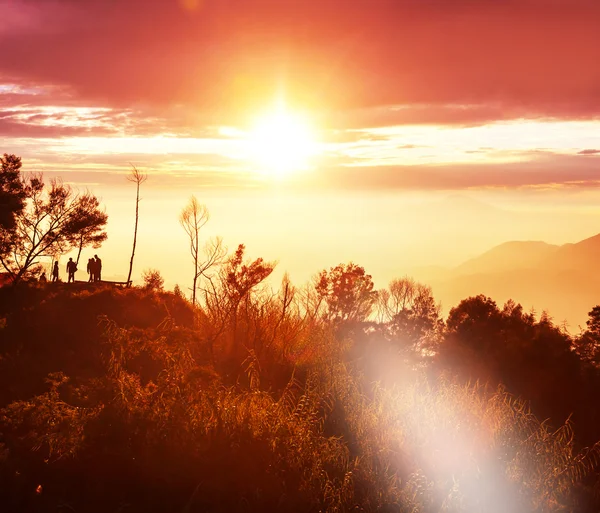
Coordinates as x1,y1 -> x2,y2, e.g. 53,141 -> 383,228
1,0 -> 600,294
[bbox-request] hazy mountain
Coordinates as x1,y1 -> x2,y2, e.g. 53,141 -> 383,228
542,233 -> 600,272
424,234 -> 600,330
454,241 -> 560,276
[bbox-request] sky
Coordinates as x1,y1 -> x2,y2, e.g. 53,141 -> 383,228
2,0 -> 600,297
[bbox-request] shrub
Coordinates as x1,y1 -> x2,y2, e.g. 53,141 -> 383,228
142,268 -> 164,291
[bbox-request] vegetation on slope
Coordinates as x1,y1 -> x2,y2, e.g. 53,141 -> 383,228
2,262 -> 600,512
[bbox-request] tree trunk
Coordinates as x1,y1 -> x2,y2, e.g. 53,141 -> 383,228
76,235 -> 83,265
192,226 -> 199,305
127,182 -> 140,286
192,273 -> 197,306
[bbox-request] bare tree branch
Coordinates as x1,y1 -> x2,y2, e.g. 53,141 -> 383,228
179,196 -> 225,306
126,165 -> 147,286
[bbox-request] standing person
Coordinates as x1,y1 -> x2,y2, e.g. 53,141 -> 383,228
39,272 -> 47,283
52,261 -> 59,282
66,258 -> 77,283
94,254 -> 102,282
87,258 -> 95,282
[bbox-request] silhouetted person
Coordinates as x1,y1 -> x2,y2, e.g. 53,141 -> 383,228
87,258 -> 95,282
52,262 -> 59,282
66,258 -> 77,283
94,254 -> 102,282
39,272 -> 47,283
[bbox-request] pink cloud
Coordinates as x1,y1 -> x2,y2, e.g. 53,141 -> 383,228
300,152 -> 600,191
0,0 -> 599,124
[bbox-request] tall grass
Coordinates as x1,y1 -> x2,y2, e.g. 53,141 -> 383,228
1,282 -> 599,512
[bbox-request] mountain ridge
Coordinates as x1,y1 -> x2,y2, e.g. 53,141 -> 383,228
424,232 -> 600,329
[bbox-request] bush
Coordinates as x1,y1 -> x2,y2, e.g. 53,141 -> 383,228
1,281 -> 600,512
142,268 -> 164,291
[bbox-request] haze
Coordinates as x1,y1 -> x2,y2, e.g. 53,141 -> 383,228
2,0 -> 600,327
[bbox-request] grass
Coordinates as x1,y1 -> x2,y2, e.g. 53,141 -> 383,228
0,282 -> 599,512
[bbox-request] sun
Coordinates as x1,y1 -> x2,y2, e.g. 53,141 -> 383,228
248,108 -> 317,178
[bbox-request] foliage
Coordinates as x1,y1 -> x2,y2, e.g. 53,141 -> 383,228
0,153 -> 26,231
1,372 -> 102,459
221,244 -> 275,307
0,171 -> 108,281
438,295 -> 598,445
173,283 -> 185,299
1,267 -> 600,511
315,262 -> 377,324
142,268 -> 165,291
376,277 -> 443,355
67,193 -> 108,264
573,306 -> 600,367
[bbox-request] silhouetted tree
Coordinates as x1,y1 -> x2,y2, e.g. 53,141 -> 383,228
440,295 -> 521,382
173,283 -> 185,300
126,166 -> 147,287
0,174 -> 108,282
574,306 -> 600,366
586,306 -> 600,333
179,196 -> 225,306
0,154 -> 26,232
377,277 -> 418,320
142,268 -> 164,291
315,262 -> 376,323
65,193 -> 108,265
221,244 -> 275,309
196,244 -> 275,361
438,295 -> 584,430
377,277 -> 442,353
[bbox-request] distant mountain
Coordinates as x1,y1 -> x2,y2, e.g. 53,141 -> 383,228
454,241 -> 560,276
423,233 -> 600,330
542,233 -> 600,272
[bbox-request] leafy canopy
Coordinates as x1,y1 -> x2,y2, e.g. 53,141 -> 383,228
0,157 -> 108,280
0,153 -> 26,231
316,262 -> 376,323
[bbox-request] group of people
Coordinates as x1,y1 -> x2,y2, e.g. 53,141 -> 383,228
86,255 -> 103,282
39,254 -> 102,283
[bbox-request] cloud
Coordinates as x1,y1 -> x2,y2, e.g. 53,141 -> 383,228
0,92 -> 226,138
0,118 -> 115,138
1,0 -> 599,125
15,147 -> 598,192
324,103 -> 600,130
295,152 -> 600,191
2,0 -> 600,194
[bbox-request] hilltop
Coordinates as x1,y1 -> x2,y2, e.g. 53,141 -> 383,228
0,283 -> 194,404
1,278 -> 600,512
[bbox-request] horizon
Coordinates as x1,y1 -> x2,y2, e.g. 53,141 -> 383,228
19,186 -> 600,330
2,0 -> 600,324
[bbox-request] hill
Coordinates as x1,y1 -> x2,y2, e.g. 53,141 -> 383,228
427,233 -> 600,329
1,276 -> 600,512
0,282 -> 194,405
454,240 -> 559,275
543,233 -> 600,272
